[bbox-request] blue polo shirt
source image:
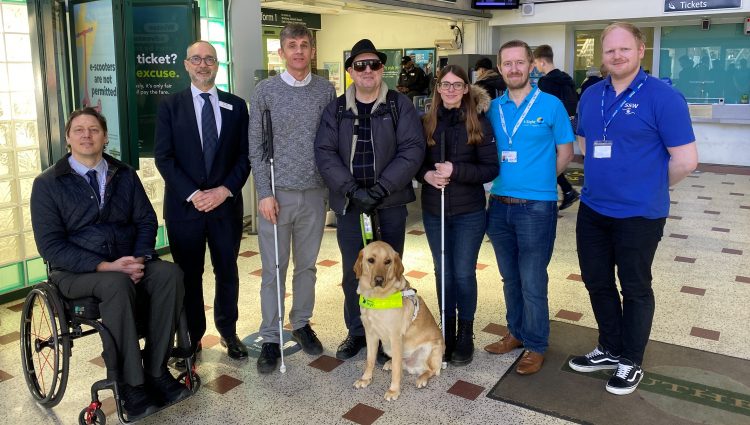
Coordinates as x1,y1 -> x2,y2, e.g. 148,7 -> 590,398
576,68 -> 695,219
487,88 -> 574,201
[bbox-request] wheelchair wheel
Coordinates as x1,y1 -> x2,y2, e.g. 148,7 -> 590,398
78,406 -> 106,425
20,283 -> 71,408
178,369 -> 201,393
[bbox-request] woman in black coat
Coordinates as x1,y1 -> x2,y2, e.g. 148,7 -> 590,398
416,65 -> 499,366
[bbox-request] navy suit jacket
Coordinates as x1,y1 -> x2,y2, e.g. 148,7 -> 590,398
154,87 -> 250,222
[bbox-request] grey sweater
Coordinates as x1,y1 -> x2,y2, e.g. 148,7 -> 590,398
248,74 -> 336,200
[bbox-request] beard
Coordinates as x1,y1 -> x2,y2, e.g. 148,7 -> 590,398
504,73 -> 530,90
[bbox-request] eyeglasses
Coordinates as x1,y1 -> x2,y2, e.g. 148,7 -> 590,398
438,82 -> 466,91
187,56 -> 217,66
352,59 -> 383,72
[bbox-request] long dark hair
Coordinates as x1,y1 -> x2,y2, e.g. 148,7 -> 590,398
422,64 -> 483,146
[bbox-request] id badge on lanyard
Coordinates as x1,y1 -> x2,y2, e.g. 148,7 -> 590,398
498,89 -> 541,165
592,140 -> 612,159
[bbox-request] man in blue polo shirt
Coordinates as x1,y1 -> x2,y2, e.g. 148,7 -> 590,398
569,22 -> 698,396
483,39 -> 574,376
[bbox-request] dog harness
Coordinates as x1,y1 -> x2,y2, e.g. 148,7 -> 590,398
359,289 -> 419,322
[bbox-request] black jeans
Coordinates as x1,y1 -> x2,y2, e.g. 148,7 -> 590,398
576,202 -> 665,365
337,205 -> 407,336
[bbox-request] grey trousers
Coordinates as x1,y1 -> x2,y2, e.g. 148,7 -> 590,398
258,187 -> 327,343
53,260 -> 184,386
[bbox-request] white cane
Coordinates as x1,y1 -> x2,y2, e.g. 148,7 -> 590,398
263,110 -> 286,373
439,132 -> 447,370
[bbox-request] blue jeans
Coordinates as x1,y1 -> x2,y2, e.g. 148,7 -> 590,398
423,209 -> 486,322
337,205 -> 407,337
486,198 -> 557,354
576,202 -> 665,365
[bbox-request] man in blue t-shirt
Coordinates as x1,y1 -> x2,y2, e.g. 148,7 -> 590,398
569,22 -> 698,396
483,40 -> 574,376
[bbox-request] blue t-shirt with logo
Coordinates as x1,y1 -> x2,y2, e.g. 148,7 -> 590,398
576,68 -> 695,219
487,88 -> 574,201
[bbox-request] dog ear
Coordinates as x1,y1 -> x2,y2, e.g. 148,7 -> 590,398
393,251 -> 405,280
354,249 -> 364,278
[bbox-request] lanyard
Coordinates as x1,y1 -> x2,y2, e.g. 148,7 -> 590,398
601,76 -> 647,141
498,88 -> 541,146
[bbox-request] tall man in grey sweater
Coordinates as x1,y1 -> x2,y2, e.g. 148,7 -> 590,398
248,23 -> 336,374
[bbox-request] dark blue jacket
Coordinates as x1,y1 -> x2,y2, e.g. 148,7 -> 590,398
315,84 -> 425,214
30,153 -> 158,273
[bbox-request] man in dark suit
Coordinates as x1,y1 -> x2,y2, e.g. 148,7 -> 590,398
155,40 -> 250,360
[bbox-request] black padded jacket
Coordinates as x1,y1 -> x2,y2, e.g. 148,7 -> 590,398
30,153 -> 158,273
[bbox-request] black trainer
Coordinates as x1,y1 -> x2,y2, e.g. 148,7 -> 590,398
569,345 -> 620,372
606,358 -> 644,395
119,382 -> 159,421
257,342 -> 281,374
291,324 -> 324,355
559,189 -> 580,211
146,370 -> 191,405
335,335 -> 366,360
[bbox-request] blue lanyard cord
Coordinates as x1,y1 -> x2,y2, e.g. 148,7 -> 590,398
498,88 -> 541,146
601,76 -> 647,141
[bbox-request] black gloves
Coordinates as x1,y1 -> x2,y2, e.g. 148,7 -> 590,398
347,183 -> 389,215
367,183 -> 389,203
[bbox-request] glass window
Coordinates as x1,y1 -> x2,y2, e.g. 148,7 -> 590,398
574,28 -> 654,90
660,23 -> 749,104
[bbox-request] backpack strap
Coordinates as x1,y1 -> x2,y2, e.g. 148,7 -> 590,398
385,89 -> 400,130
335,94 -> 347,126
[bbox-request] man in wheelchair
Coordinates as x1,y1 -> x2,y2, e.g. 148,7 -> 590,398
29,108 -> 190,420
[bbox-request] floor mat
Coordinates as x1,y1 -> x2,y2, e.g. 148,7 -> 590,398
487,321 -> 750,425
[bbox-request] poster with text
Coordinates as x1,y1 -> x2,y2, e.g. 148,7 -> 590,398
72,1 -> 122,159
133,3 -> 196,156
323,62 -> 341,94
404,48 -> 436,81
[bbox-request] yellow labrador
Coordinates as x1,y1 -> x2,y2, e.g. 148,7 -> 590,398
353,241 -> 444,401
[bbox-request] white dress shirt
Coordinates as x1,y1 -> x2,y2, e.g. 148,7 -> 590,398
280,70 -> 312,87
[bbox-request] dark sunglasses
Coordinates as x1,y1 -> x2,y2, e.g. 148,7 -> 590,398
352,59 -> 383,72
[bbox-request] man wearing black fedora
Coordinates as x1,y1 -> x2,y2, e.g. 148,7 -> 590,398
314,39 -> 425,360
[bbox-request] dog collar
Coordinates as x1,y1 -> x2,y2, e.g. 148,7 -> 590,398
359,289 -> 417,310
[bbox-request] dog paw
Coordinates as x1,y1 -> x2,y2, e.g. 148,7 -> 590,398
384,389 -> 401,401
416,377 -> 429,388
382,360 -> 392,371
354,378 -> 372,389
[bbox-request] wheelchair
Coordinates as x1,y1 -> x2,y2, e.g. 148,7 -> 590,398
19,280 -> 201,424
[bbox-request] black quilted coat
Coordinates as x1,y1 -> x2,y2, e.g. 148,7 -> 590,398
416,86 -> 499,217
30,153 -> 158,273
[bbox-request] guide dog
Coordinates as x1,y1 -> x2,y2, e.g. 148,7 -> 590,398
353,241 -> 444,401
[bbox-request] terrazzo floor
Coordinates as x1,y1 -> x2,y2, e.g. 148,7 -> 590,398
0,165 -> 748,425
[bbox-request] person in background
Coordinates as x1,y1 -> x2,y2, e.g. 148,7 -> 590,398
532,44 -> 580,211
397,55 -> 429,100
580,64 -> 606,95
417,64 -> 499,366
474,57 -> 507,100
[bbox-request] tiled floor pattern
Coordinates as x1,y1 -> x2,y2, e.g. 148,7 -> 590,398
0,169 -> 748,424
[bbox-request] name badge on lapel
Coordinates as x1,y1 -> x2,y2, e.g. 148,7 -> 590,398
219,101 -> 233,110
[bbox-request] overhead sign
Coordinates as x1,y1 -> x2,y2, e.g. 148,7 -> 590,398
664,0 -> 742,13
261,8 -> 321,30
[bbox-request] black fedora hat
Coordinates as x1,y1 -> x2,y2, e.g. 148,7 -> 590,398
345,39 -> 387,69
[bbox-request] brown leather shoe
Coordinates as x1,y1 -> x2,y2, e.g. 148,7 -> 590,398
515,350 -> 544,375
484,333 -> 523,354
